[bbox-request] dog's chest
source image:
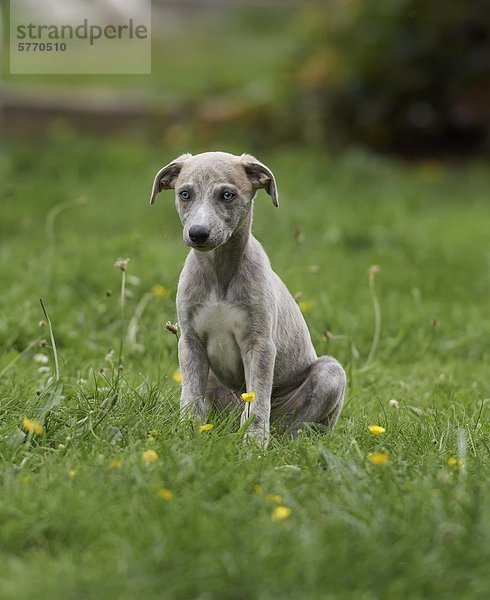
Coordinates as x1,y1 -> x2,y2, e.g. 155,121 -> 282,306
192,301 -> 245,386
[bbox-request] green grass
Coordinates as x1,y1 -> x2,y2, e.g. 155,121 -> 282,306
1,135 -> 489,599
3,11 -> 295,97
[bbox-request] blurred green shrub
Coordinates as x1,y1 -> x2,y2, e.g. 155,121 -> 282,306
286,0 -> 489,155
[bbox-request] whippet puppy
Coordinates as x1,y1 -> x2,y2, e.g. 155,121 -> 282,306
150,151 -> 346,446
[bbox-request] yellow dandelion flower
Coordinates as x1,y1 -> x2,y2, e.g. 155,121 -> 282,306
241,391 -> 256,403
271,506 -> 292,521
151,284 -> 171,298
199,423 -> 214,433
253,484 -> 262,495
367,452 -> 389,465
368,425 -> 386,435
68,469 -> 77,478
22,418 -> 43,435
109,458 -> 124,469
172,370 -> 182,384
142,449 -> 159,464
298,301 -> 314,313
265,494 -> 283,505
157,487 -> 174,501
448,457 -> 465,469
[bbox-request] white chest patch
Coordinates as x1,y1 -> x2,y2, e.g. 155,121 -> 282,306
192,302 -> 245,387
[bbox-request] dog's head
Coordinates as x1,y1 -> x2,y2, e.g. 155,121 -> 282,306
149,151 -> 278,251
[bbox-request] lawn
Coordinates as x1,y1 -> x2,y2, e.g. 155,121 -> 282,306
0,135 -> 489,599
3,11 -> 296,96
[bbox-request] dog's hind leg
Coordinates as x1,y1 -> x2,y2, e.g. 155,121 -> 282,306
206,372 -> 242,414
272,356 -> 346,435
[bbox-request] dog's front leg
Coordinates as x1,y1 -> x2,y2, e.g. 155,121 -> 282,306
240,340 -> 276,447
178,334 -> 209,423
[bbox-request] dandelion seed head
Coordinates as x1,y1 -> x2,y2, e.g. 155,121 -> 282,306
389,399 -> 399,408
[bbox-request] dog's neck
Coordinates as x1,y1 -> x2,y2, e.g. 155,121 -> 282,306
193,206 -> 253,298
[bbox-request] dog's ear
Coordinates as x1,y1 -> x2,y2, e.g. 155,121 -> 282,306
240,154 -> 279,207
149,153 -> 192,205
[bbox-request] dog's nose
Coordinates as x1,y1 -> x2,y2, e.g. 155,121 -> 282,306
189,225 -> 210,244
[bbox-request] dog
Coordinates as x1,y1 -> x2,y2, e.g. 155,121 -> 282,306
150,151 -> 346,446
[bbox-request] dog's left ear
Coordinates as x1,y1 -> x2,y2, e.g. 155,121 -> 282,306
149,153 -> 192,205
240,154 -> 279,207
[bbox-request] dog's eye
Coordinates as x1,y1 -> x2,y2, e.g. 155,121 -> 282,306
179,190 -> 191,201
222,190 -> 235,201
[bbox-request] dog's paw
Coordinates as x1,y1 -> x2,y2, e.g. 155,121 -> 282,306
243,423 -> 270,448
180,397 -> 207,424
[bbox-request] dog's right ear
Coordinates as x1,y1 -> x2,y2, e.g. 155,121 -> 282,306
149,153 -> 192,205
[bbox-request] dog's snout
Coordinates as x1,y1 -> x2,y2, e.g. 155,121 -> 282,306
189,225 -> 210,244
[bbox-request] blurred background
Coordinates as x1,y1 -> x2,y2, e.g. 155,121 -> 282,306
1,0 -> 489,157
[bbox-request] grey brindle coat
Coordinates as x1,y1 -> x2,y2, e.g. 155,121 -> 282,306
150,151 -> 346,446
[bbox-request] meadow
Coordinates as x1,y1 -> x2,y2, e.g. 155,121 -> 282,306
0,134 -> 489,599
